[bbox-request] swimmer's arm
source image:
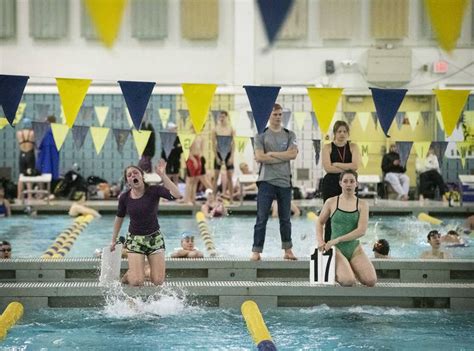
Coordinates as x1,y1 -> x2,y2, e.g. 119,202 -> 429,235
316,200 -> 332,248
267,145 -> 298,161
171,249 -> 189,258
255,149 -> 281,164
111,216 -> 124,248
333,200 -> 369,245
322,144 -> 342,173
156,161 -> 182,199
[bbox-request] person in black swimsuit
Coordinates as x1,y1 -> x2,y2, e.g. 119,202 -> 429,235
16,118 -> 36,201
320,121 -> 360,241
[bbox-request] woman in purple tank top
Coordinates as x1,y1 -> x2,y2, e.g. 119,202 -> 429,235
110,160 -> 182,286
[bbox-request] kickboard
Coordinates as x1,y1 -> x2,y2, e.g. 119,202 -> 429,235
99,243 -> 123,286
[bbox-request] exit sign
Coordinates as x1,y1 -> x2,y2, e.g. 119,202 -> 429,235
433,60 -> 448,73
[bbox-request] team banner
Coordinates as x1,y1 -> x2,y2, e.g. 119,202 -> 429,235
429,141 -> 449,166
119,80 -> 155,130
243,85 -> 281,134
0,74 -> 29,126
12,102 -> 27,125
56,78 -> 92,128
177,132 -> 196,160
216,135 -> 233,160
395,141 -> 413,168
370,87 -> 407,137
312,139 -> 321,166
158,108 -> 171,129
371,112 -> 378,130
84,0 -> 127,48
424,0 -> 469,52
356,142 -> 371,168
71,125 -> 89,149
132,129 -> 151,157
307,88 -> 343,135
293,112 -> 307,131
112,128 -> 130,154
95,106 -> 110,127
159,131 -> 177,159
344,112 -> 356,126
357,112 -> 370,132
234,136 -> 249,154
433,89 -> 470,137
456,141 -> 471,168
406,111 -> 420,131
90,127 -> 110,154
413,141 -> 432,160
256,0 -> 295,46
50,123 -> 70,151
182,83 -> 217,134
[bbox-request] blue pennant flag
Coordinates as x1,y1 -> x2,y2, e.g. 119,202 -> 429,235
211,110 -> 220,124
0,74 -> 29,125
113,128 -> 130,154
118,81 -> 155,130
71,126 -> 89,149
395,141 -> 413,168
159,131 -> 177,159
216,135 -> 233,160
429,141 -> 449,167
244,85 -> 281,134
256,0 -> 294,46
370,88 -> 407,137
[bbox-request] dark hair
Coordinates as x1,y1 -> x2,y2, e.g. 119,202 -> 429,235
123,165 -> 148,189
339,169 -> 358,181
1,241 -> 11,246
427,230 -> 440,240
273,103 -> 282,110
220,110 -> 228,117
373,239 -> 390,255
47,115 -> 56,123
447,230 -> 459,236
333,120 -> 350,135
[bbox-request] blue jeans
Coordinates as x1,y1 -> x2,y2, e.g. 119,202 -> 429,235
253,182 -> 293,253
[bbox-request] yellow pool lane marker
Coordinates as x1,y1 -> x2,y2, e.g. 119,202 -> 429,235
307,211 -> 318,222
241,300 -> 276,351
41,215 -> 95,259
0,302 -> 24,340
418,212 -> 443,225
195,211 -> 217,257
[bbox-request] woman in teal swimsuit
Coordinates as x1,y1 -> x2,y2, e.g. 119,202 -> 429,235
316,170 -> 376,287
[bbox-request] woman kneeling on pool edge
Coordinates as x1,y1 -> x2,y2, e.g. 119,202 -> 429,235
110,161 -> 182,286
316,170 -> 377,287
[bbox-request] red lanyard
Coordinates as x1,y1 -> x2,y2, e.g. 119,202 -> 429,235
336,145 -> 346,162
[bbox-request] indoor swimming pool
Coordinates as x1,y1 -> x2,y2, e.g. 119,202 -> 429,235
0,214 -> 471,259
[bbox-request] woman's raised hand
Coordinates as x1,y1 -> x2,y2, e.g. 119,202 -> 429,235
155,159 -> 167,176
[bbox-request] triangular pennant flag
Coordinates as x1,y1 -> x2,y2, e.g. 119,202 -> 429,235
421,111 -> 431,124
178,109 -> 190,121
132,129 -> 151,157
181,84 -> 217,134
0,118 -> 9,130
246,111 -> 256,130
119,81 -> 155,130
84,0 -> 127,48
430,141 -> 449,167
81,106 -> 95,120
282,109 -> 291,128
94,106 -> 109,127
370,88 -> 407,137
35,103 -> 50,119
32,121 -> 49,146
113,128 -> 130,154
312,139 -> 321,166
456,141 -> 470,169
371,112 -> 378,130
50,123 -> 70,151
177,132 -> 196,160
358,112 -> 370,132
234,136 -> 249,154
0,74 -> 29,125
12,102 -> 27,126
310,111 -> 319,130
307,88 -> 343,135
344,112 -> 356,126
293,112 -> 307,131
395,112 -> 405,130
436,111 -> 445,130
464,110 -> 474,128
71,125 -> 89,149
413,141 -> 432,159
56,78 -> 92,128
424,0 -> 469,53
211,110 -> 221,124
158,108 -> 171,129
434,89 -> 470,137
243,85 -> 281,134
406,112 -> 420,131
250,137 -> 255,151
256,0 -> 295,46
395,141 -> 413,168
216,136 -> 233,160
159,131 -> 177,159
356,142 -> 371,168
90,127 -> 110,154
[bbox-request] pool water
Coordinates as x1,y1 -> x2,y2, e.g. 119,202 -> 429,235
0,214 -> 472,259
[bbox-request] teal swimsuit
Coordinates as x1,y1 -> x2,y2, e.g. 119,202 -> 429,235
330,196 -> 360,260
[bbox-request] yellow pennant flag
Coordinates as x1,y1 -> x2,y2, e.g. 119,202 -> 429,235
182,83 -> 217,133
406,111 -> 420,131
95,106 -> 109,127
465,110 -> 474,128
424,0 -> 468,53
293,112 -> 307,131
356,142 -> 371,168
56,78 -> 92,128
50,123 -> 69,151
12,102 -> 27,125
84,0 -> 127,48
0,118 -> 9,129
413,141 -> 432,159
434,89 -> 470,137
132,129 -> 151,157
159,108 -> 171,128
357,112 -> 370,132
307,88 -> 343,134
177,132 -> 196,161
90,127 -> 110,155
456,141 -> 471,169
234,136 -> 249,155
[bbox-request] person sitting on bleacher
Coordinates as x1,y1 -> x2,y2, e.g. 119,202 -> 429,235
381,144 -> 409,201
415,146 -> 448,201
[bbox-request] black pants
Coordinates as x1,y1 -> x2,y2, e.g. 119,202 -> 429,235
419,170 -> 447,199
